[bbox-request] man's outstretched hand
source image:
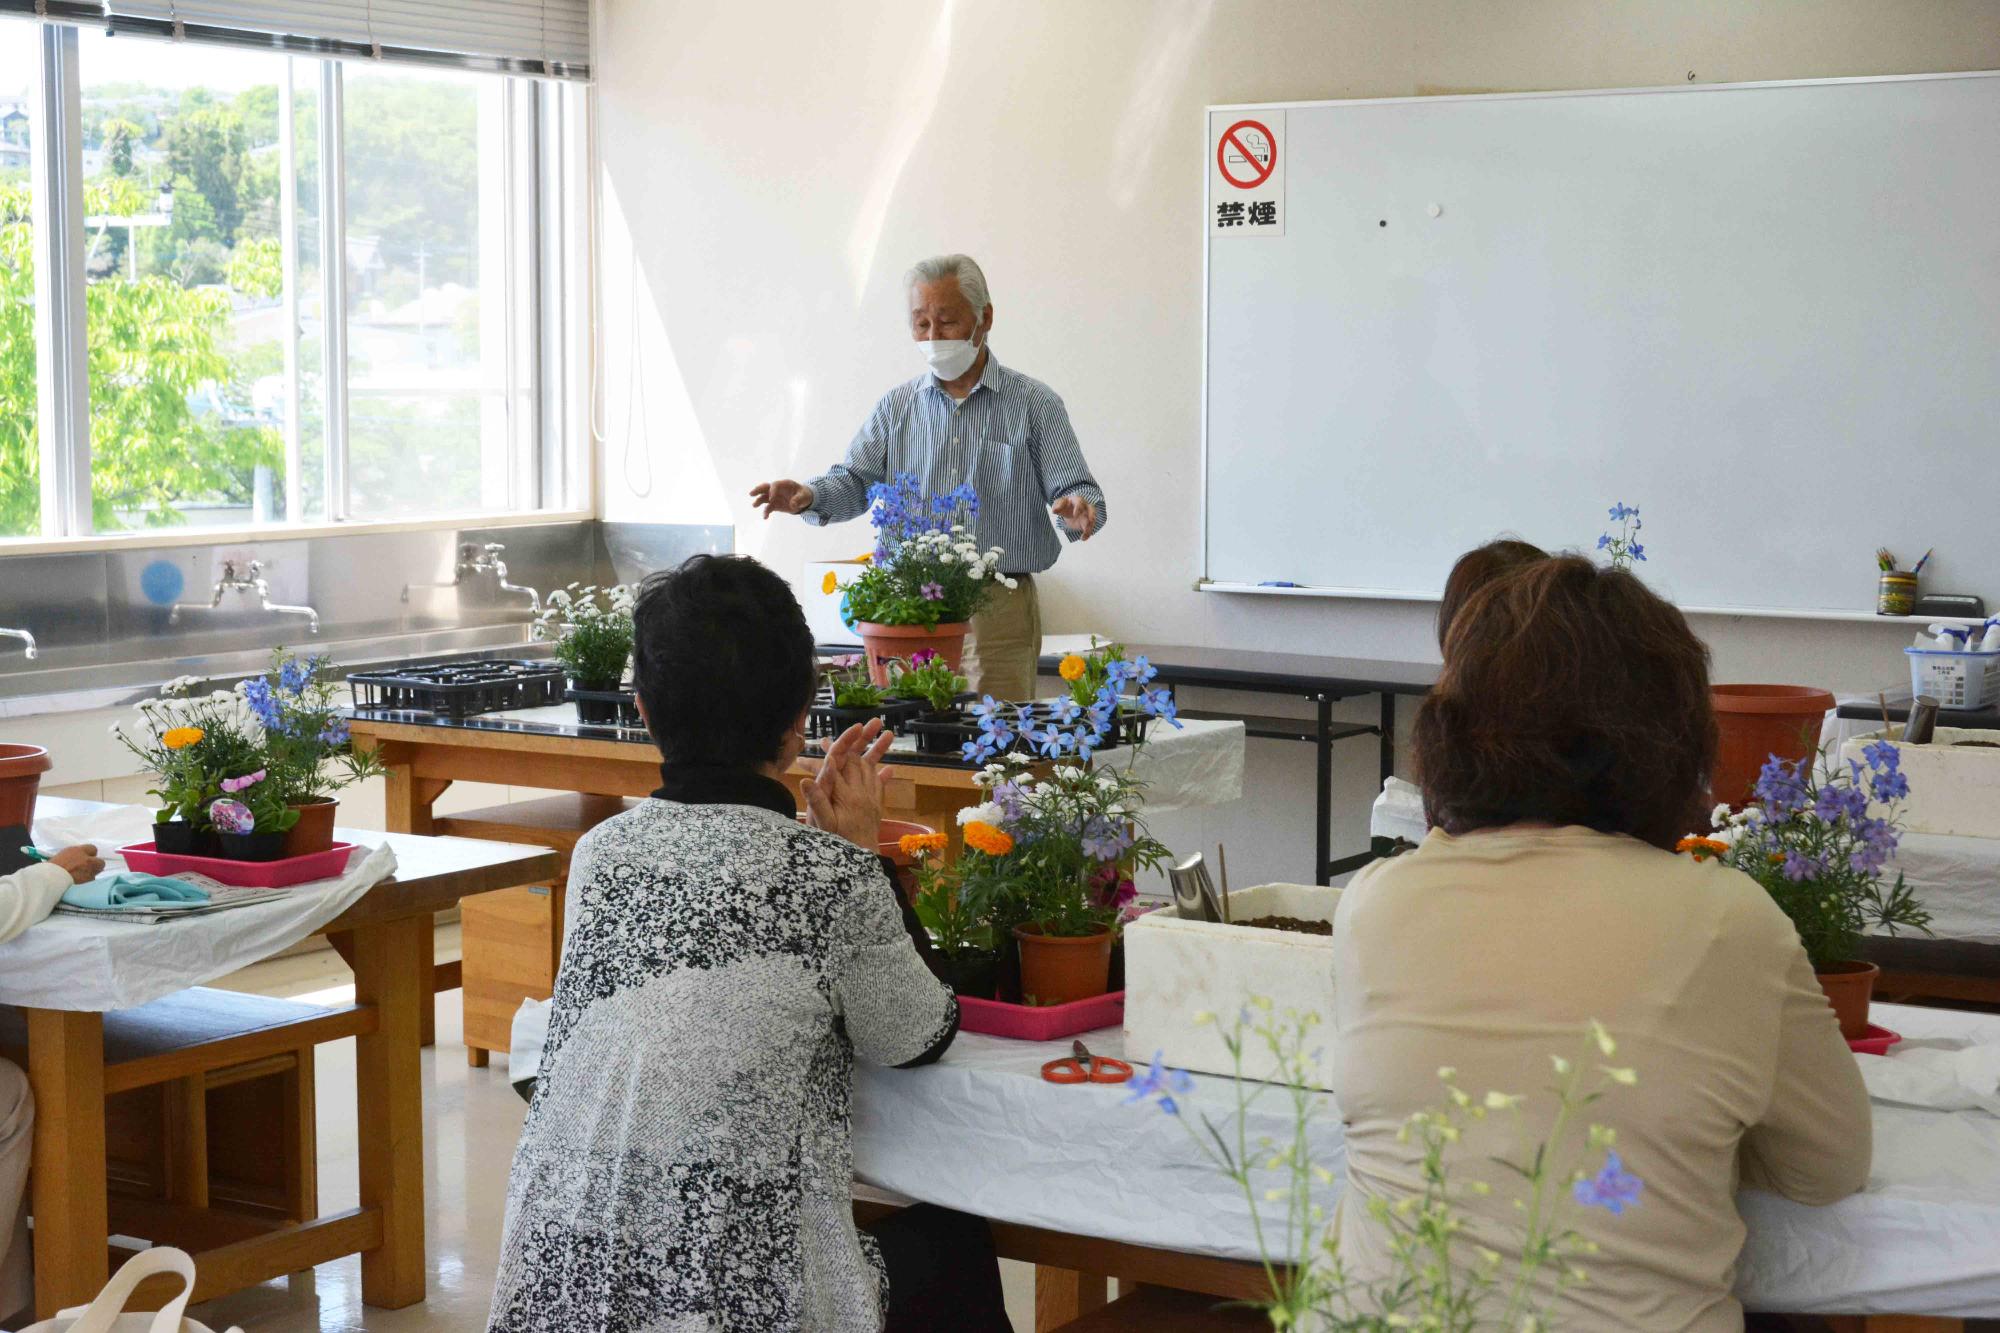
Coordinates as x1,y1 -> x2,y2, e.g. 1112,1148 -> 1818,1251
1052,493 -> 1096,540
750,479 -> 814,520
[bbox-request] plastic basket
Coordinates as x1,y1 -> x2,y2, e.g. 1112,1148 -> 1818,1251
1906,647 -> 2000,710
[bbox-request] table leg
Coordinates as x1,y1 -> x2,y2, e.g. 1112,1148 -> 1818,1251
26,1008 -> 108,1318
1034,1264 -> 1107,1332
1314,693 -> 1333,884
379,769 -> 448,1049
351,915 -> 429,1308
1378,692 -> 1397,789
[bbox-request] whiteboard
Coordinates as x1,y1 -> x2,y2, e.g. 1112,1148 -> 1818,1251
1202,74 -> 2000,617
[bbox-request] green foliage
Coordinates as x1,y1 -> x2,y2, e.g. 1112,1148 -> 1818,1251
226,235 -> 282,299
828,664 -> 886,709
112,685 -> 267,830
910,844 -> 995,960
886,654 -> 966,712
1059,637 -> 1128,707
102,117 -> 141,177
166,97 -> 250,246
536,585 -> 636,689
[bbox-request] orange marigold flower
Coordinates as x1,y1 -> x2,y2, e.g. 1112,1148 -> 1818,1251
821,570 -> 839,595
1676,836 -> 1729,859
962,821 -> 1014,857
898,832 -> 948,857
162,726 -> 205,750
1057,654 -> 1088,683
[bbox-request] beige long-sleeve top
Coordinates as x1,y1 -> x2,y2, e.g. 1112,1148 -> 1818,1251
1331,825 -> 1871,1332
0,864 -> 70,945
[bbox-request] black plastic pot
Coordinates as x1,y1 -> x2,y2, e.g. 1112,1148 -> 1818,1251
945,949 -> 1001,1000
808,698 -> 922,741
217,831 -> 287,862
153,820 -> 220,857
566,684 -> 640,727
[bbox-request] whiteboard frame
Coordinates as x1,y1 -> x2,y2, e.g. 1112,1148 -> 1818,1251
1198,69 -> 2000,620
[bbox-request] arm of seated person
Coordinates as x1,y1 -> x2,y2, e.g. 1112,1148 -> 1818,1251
0,845 -> 103,945
832,856 -> 960,1070
1740,909 -> 1872,1203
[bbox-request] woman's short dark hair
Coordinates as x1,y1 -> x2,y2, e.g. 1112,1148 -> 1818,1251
1438,538 -> 1548,650
1412,553 -> 1716,851
631,554 -> 817,768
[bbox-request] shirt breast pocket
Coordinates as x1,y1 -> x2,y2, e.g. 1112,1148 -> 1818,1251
973,436 -> 1028,503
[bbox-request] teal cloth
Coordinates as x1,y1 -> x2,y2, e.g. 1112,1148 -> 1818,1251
61,872 -> 212,911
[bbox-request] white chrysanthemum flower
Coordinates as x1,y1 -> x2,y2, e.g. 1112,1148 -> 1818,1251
1003,752 -> 1032,767
1710,803 -> 1733,828
937,550 -> 957,564
956,802 -> 1005,827
1054,766 -> 1085,782
1000,576 -> 1019,590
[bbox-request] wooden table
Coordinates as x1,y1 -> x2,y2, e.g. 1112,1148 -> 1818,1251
20,816 -> 559,1317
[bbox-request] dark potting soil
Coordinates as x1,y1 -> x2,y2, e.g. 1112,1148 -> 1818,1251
1235,914 -> 1332,936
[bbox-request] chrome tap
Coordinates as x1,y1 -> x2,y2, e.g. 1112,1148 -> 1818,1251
401,542 -> 540,614
169,559 -> 321,634
0,627 -> 36,660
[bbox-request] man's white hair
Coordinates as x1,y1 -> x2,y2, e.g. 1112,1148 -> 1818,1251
905,254 -> 991,313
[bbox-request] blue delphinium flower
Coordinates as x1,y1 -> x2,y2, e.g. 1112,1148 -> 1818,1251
1080,818 -> 1133,862
318,718 -> 351,747
1863,739 -> 1900,773
1123,1051 -> 1196,1116
1781,850 -> 1825,882
1573,1151 -> 1644,1214
1754,755 -> 1811,818
241,676 -> 285,731
277,655 -> 313,695
1137,686 -> 1182,729
1596,534 -> 1613,550
1628,543 -> 1645,562
1870,768 -> 1910,802
1814,783 -> 1868,824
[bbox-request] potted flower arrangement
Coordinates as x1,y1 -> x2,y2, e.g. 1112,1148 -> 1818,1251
536,584 -> 637,724
1682,740 -> 1931,1037
207,769 -> 299,862
888,649 -> 973,754
832,473 -> 1014,686
905,832 -> 1001,998
241,650 -> 385,855
113,682 -> 269,855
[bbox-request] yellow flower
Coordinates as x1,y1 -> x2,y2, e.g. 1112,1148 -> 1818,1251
961,821 -> 1015,857
821,570 -> 839,595
1057,653 -> 1087,682
898,831 -> 948,857
162,726 -> 205,750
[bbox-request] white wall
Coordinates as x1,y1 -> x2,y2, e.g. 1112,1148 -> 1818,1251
593,0 -> 2000,887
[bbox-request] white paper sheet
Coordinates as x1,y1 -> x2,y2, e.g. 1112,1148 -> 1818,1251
6,803 -> 397,1012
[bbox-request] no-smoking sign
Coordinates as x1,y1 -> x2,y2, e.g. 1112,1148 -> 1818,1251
1210,110 -> 1284,237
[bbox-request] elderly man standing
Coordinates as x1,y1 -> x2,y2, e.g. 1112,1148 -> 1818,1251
751,254 -> 1106,702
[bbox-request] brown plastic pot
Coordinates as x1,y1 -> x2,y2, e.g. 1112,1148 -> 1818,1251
1815,959 -> 1878,1040
1012,923 -> 1114,1007
0,744 -> 52,828
1711,685 -> 1836,808
283,800 -> 339,858
852,621 -> 970,688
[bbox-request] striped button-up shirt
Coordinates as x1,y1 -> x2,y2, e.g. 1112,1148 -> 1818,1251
804,350 -> 1107,574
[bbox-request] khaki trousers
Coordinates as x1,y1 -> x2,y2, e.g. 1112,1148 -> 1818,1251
0,1060 -> 29,1321
962,574 -> 1042,703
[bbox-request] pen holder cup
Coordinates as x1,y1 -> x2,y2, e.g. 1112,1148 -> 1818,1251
1877,572 -> 1918,617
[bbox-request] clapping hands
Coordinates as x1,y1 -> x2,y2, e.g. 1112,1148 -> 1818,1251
801,718 -> 896,851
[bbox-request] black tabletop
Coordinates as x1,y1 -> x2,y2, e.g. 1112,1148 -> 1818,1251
1037,643 -> 1439,697
1834,695 -> 2000,731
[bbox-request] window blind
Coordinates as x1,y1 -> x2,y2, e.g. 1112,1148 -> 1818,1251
91,0 -> 591,79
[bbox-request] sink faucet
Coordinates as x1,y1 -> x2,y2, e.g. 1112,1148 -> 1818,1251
401,542 -> 540,614
169,559 -> 321,634
0,627 -> 36,660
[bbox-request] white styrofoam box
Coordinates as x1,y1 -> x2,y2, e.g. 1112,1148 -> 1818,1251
1841,727 -> 2000,839
1124,882 -> 1342,1090
800,560 -> 867,647
1370,776 -> 1427,845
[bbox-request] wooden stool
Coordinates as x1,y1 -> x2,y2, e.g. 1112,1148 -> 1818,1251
434,794 -> 638,1066
1053,1284 -> 1267,1331
1,988 -> 369,1307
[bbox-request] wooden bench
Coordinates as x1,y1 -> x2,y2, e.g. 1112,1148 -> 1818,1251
432,794 -> 637,1066
1,987 -> 368,1308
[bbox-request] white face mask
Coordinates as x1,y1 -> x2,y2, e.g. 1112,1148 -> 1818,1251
918,326 -> 983,381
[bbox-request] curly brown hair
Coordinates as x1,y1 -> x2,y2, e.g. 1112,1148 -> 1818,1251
1413,553 -> 1716,851
1437,538 -> 1549,650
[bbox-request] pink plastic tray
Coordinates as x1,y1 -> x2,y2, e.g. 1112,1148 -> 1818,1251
118,841 -> 357,889
958,990 -> 1124,1042
1848,1024 -> 1902,1056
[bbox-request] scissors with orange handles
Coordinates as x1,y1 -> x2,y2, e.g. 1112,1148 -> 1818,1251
1040,1039 -> 1133,1085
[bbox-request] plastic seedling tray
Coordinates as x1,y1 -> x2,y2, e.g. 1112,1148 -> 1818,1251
958,990 -> 1125,1041
565,686 -> 641,727
349,660 -> 566,718
119,840 -> 357,888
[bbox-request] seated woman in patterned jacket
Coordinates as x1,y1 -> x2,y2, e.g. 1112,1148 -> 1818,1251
488,554 -> 1012,1333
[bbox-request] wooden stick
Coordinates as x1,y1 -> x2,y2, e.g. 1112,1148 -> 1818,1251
1879,692 -> 1894,734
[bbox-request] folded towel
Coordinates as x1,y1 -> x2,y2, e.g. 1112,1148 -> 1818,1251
1859,1043 -> 2000,1115
61,872 -> 212,912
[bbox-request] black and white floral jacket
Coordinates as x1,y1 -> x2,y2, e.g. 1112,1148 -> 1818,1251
487,766 -> 958,1332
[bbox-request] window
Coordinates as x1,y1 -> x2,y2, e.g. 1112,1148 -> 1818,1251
2,19 -> 585,541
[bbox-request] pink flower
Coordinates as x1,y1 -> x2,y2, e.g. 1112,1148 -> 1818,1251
920,582 -> 945,601
210,799 -> 256,835
909,648 -> 938,667
220,769 -> 266,793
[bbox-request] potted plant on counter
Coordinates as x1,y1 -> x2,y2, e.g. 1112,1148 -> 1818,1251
536,584 -> 637,724
242,650 -> 385,855
113,682 -> 267,855
208,769 -> 299,861
888,650 -> 973,754
1682,740 -> 1931,1037
832,473 -> 1014,687
906,833 -> 1000,998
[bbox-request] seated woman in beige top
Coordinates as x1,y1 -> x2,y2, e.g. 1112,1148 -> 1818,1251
1332,553 -> 1869,1332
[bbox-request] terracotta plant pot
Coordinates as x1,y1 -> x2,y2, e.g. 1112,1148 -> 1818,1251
853,621 -> 970,688
0,743 -> 51,828
1013,923 -> 1114,1007
283,800 -> 339,858
1815,959 -> 1879,1040
1711,684 -> 1836,808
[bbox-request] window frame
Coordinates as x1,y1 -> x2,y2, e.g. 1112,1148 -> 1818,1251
3,19 -> 591,552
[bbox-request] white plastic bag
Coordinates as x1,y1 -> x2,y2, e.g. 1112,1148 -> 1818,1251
20,1247 -> 241,1333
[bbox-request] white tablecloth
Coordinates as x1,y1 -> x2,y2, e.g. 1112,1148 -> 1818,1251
853,1002 -> 2000,1318
4,802 -> 397,1012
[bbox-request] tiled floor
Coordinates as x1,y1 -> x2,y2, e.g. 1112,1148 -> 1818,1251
175,941 -> 1040,1331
